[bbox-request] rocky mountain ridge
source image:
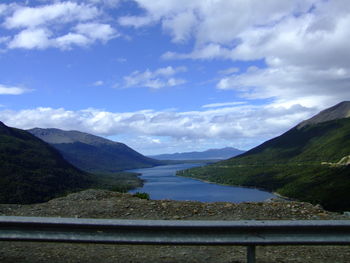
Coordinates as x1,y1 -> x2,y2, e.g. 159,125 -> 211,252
297,101 -> 350,129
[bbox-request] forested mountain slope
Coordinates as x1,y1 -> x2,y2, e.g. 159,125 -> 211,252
179,102 -> 350,211
0,122 -> 91,204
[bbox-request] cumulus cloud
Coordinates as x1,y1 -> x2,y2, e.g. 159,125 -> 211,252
162,10 -> 197,43
151,0 -> 350,108
120,0 -> 314,44
8,27 -> 51,49
0,84 -> 31,95
123,66 -> 187,89
75,23 -> 117,42
1,1 -> 119,50
4,2 -> 99,29
0,103 -> 318,153
216,65 -> 350,108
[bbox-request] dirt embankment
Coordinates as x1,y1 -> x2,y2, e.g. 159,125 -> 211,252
1,189 -> 349,263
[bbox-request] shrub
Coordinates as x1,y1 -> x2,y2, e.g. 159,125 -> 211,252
133,192 -> 150,200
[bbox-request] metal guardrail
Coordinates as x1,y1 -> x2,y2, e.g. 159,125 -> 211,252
1,216 -> 350,263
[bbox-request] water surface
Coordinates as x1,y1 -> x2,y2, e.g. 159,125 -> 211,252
128,163 -> 276,202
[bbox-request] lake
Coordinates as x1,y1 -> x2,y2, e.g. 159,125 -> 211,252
128,163 -> 276,202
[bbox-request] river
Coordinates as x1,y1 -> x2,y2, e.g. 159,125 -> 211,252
128,163 -> 276,202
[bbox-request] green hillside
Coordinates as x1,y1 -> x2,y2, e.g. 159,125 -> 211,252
0,122 -> 92,204
179,106 -> 350,211
29,128 -> 163,173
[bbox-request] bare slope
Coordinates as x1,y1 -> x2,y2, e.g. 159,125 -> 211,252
297,101 -> 350,128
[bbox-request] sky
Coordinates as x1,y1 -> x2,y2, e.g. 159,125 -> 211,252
0,0 -> 350,155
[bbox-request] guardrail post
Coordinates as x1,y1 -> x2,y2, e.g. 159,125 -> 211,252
247,245 -> 256,263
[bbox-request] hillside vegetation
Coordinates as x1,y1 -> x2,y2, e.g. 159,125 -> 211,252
179,103 -> 350,212
0,121 -> 92,204
0,121 -> 148,204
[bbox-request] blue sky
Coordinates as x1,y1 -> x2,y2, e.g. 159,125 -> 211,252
1,0 -> 350,155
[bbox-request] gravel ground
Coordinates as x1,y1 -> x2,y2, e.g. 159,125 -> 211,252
1,189 -> 350,263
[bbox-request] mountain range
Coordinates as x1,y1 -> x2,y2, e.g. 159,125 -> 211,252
179,101 -> 350,211
2,101 -> 350,210
150,147 -> 244,160
28,128 -> 162,173
0,121 -> 91,204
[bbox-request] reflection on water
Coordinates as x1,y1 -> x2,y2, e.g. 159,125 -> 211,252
128,163 -> 276,202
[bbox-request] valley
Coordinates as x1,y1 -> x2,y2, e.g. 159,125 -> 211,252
179,102 -> 350,211
1,101 -> 350,212
127,163 -> 275,202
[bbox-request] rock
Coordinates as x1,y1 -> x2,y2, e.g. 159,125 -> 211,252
0,189 -> 348,263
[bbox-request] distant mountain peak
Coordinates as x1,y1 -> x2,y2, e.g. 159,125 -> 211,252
150,147 -> 244,160
297,101 -> 350,129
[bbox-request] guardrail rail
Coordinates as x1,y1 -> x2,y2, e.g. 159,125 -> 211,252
1,216 -> 350,263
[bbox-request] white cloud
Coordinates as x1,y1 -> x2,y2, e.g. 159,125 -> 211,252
2,2 -> 119,50
162,10 -> 197,43
0,103 -> 319,153
4,2 -> 99,29
152,0 -> 350,108
54,23 -> 117,49
75,23 -> 118,42
0,84 -> 31,95
54,32 -> 90,49
216,64 -> 350,109
123,66 -> 187,89
8,28 -> 51,49
121,0 -> 314,44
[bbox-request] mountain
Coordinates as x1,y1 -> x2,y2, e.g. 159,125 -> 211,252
179,102 -> 350,211
150,147 -> 244,160
0,121 -> 91,204
28,128 -> 162,173
297,101 -> 350,129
